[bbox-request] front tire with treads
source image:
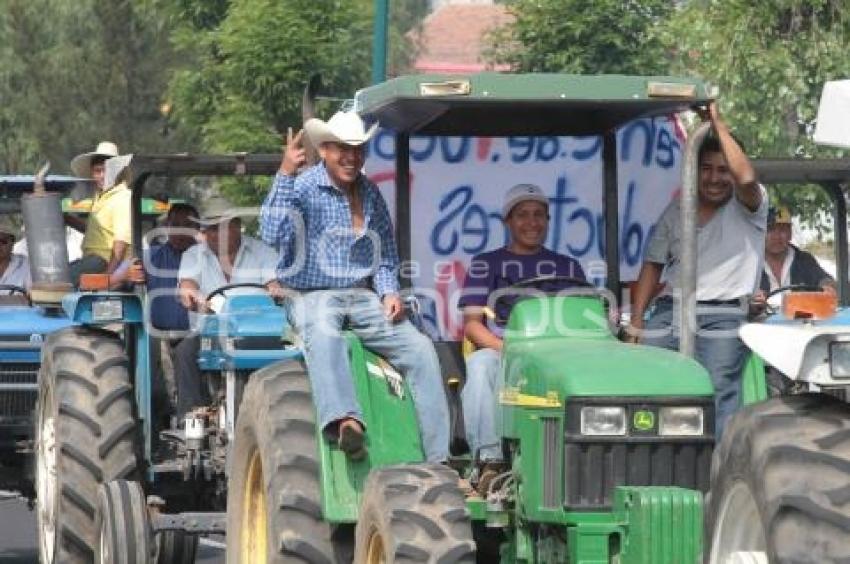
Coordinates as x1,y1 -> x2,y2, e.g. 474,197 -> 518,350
226,360 -> 349,563
707,394 -> 850,563
354,463 -> 476,563
36,327 -> 141,564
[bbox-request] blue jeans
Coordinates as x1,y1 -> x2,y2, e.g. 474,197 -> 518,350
286,289 -> 449,462
461,348 -> 502,461
643,297 -> 748,440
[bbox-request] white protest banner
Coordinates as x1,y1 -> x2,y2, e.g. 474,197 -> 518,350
364,116 -> 686,339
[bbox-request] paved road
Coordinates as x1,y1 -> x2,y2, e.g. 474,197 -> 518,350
0,493 -> 224,563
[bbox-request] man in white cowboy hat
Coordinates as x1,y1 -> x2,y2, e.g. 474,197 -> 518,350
175,198 -> 284,420
260,110 -> 450,462
0,217 -> 32,294
66,141 -> 132,284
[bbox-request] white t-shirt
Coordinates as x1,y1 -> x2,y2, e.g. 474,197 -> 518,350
0,254 -> 32,292
178,235 -> 278,296
645,185 -> 768,301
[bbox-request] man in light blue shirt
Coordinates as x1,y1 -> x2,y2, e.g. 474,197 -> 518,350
261,112 -> 449,462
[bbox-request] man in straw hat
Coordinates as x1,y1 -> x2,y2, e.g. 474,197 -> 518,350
176,198 -> 284,420
0,217 -> 31,294
67,141 -> 132,285
260,110 -> 449,462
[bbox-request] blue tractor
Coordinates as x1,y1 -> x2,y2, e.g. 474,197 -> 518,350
31,155 -> 304,563
0,175 -> 78,499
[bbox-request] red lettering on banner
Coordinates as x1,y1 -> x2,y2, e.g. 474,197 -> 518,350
435,260 -> 466,340
477,138 -> 493,162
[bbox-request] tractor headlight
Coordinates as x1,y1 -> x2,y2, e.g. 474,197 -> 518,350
580,406 -> 626,436
829,342 -> 850,378
658,407 -> 704,436
92,299 -> 123,322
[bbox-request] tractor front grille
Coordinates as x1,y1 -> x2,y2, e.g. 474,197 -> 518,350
0,362 -> 40,419
563,398 -> 714,510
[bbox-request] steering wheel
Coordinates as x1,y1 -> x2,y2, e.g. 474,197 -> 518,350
0,284 -> 31,306
491,275 -> 601,326
764,283 -> 824,300
205,282 -> 269,303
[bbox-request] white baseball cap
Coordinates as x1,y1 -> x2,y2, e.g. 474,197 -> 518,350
502,183 -> 549,218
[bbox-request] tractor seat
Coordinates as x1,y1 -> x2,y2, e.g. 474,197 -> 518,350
433,340 -> 470,456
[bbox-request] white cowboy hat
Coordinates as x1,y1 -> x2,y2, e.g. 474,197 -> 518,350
70,141 -> 120,178
304,111 -> 378,147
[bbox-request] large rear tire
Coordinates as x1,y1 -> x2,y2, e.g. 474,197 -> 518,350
36,327 -> 142,564
354,463 -> 476,563
707,394 -> 850,563
226,360 -> 348,563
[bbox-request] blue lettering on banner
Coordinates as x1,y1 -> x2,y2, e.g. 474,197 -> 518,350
620,117 -> 680,169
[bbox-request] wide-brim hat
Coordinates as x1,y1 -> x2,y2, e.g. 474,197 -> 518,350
502,183 -> 549,218
70,141 -> 120,178
190,197 -> 246,227
304,111 -> 378,147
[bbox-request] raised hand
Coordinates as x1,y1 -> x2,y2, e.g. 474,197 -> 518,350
281,127 -> 308,175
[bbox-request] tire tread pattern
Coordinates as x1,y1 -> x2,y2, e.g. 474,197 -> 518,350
37,327 -> 140,563
355,463 -> 476,563
708,394 -> 850,562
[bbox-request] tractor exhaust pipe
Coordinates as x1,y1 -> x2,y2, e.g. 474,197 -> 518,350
22,162 -> 73,304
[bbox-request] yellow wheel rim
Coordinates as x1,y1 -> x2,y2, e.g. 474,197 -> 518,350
365,527 -> 386,564
240,449 -> 267,564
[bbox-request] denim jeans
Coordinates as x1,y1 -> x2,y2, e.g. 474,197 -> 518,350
643,297 -> 749,440
286,289 -> 449,462
461,348 -> 502,461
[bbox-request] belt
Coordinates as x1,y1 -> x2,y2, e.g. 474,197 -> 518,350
299,281 -> 372,293
697,299 -> 742,306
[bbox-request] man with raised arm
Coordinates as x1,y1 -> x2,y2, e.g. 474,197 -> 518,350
260,112 -> 449,462
629,102 -> 766,439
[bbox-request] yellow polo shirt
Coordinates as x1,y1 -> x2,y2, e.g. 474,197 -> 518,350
81,182 -> 132,261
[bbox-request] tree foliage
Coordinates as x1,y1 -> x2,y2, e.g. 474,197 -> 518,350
167,0 -> 391,204
485,0 -> 674,74
0,0 -> 182,174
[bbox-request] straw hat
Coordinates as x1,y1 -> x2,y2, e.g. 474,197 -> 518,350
70,141 -> 120,178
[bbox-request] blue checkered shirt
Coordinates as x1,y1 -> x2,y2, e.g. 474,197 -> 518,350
260,163 -> 400,296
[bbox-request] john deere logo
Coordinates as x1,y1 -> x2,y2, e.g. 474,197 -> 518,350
633,410 -> 655,431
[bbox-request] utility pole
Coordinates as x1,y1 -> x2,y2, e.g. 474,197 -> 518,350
372,0 -> 389,84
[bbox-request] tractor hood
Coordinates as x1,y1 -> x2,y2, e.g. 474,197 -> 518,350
741,308 -> 850,385
503,336 -> 714,400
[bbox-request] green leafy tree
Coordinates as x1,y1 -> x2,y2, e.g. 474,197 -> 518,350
485,0 -> 674,74
1,0 -> 182,174
167,0 -> 426,205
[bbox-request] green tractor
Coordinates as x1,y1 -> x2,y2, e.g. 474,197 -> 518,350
334,74 -> 714,564
36,73 -> 719,563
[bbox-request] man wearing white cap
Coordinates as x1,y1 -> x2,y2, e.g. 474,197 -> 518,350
0,217 -> 32,294
67,141 -> 132,284
458,184 -> 585,485
260,111 -> 449,462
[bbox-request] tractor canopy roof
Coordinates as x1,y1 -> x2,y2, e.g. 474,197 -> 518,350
355,73 -> 712,136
